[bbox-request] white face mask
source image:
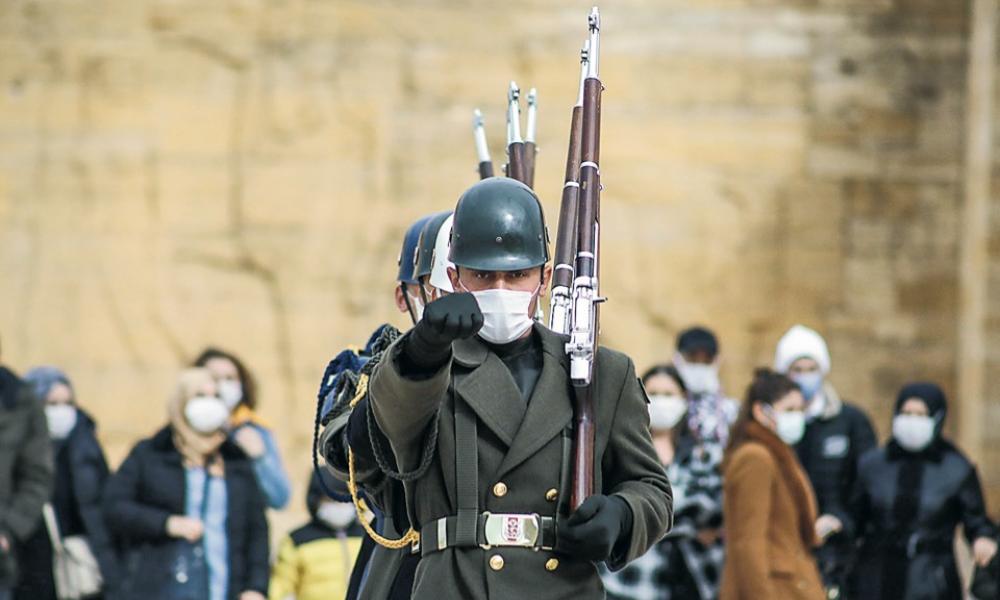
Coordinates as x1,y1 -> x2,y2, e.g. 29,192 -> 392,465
464,284 -> 538,345
317,501 -> 357,529
675,359 -> 721,396
892,414 -> 936,452
407,291 -> 425,322
766,406 -> 806,445
45,404 -> 78,440
791,371 -> 824,401
184,396 -> 230,434
217,379 -> 243,410
648,394 -> 687,431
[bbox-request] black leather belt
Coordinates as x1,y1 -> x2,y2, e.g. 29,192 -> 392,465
419,512 -> 557,557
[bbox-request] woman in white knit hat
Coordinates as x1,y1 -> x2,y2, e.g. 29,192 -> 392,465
774,324 -> 878,599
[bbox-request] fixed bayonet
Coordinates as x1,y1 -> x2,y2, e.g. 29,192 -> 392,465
473,109 -> 494,179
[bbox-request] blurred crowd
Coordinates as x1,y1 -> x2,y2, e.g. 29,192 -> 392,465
0,322 -> 998,600
0,343 -> 362,600
599,325 -> 998,600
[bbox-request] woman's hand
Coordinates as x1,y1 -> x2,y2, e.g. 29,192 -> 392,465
166,515 -> 205,542
234,427 -> 266,459
695,528 -> 721,547
239,591 -> 266,600
815,514 -> 843,541
973,537 -> 998,567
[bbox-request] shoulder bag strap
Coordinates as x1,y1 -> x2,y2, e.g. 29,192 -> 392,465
42,503 -> 65,554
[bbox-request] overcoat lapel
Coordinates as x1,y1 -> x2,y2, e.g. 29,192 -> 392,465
495,326 -> 574,479
452,336 -> 524,448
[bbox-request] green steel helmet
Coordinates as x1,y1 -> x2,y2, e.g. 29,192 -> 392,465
449,177 -> 550,271
413,211 -> 452,280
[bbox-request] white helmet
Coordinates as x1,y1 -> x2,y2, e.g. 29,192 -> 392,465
429,215 -> 455,293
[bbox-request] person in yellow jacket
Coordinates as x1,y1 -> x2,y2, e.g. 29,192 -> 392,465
269,472 -> 364,600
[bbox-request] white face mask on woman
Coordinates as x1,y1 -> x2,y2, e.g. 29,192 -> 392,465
45,404 -> 78,440
765,406 -> 806,445
892,414 -> 936,452
217,379 -> 243,411
647,394 -> 688,431
463,283 -> 539,345
184,396 -> 230,434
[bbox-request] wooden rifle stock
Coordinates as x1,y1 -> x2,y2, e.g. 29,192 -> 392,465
571,384 -> 596,510
506,81 -> 528,184
507,142 -> 526,183
523,142 -> 536,188
549,42 -> 589,337
551,104 -> 583,294
524,88 -> 538,188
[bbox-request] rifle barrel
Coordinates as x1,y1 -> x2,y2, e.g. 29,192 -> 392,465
567,5 -> 603,511
548,42 -> 589,335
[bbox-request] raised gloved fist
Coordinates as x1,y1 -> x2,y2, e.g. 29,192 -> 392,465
556,494 -> 632,563
414,292 -> 484,349
401,293 -> 484,371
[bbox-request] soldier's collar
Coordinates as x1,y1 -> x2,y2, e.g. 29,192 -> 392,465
452,323 -> 569,369
453,323 -> 566,368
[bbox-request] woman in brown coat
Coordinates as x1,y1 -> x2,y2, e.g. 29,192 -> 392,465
720,369 -> 825,600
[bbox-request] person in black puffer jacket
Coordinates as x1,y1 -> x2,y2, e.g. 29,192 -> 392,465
14,367 -> 118,600
849,382 -> 998,600
774,325 -> 877,596
103,368 -> 269,600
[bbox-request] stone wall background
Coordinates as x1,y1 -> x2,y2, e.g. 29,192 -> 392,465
1,0 -> 997,536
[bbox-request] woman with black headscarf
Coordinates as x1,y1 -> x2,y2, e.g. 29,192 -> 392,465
14,366 -> 117,600
849,382 -> 997,600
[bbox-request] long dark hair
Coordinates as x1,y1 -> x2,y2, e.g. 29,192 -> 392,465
192,347 -> 258,410
726,368 -> 799,456
641,364 -> 688,445
641,364 -> 688,395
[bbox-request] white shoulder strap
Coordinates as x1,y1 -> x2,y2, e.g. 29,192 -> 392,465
42,503 -> 65,554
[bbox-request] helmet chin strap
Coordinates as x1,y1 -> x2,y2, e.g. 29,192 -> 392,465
400,283 -> 418,325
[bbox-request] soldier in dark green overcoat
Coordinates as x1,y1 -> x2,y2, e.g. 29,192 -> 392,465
368,177 -> 673,599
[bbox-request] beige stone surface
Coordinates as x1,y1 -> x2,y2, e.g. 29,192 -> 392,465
1,0 -> 997,535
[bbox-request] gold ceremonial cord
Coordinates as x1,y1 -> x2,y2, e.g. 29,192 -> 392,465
347,373 -> 421,549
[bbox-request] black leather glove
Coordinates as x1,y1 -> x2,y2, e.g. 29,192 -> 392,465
402,293 -> 483,371
557,494 -> 634,563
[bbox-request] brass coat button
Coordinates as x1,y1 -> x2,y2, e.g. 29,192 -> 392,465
545,558 -> 559,571
493,482 -> 508,497
545,488 -> 558,502
489,554 -> 505,571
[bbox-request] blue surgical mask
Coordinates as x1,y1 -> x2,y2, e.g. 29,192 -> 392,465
791,371 -> 823,401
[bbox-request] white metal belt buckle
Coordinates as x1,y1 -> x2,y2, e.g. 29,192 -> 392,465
482,512 -> 540,548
